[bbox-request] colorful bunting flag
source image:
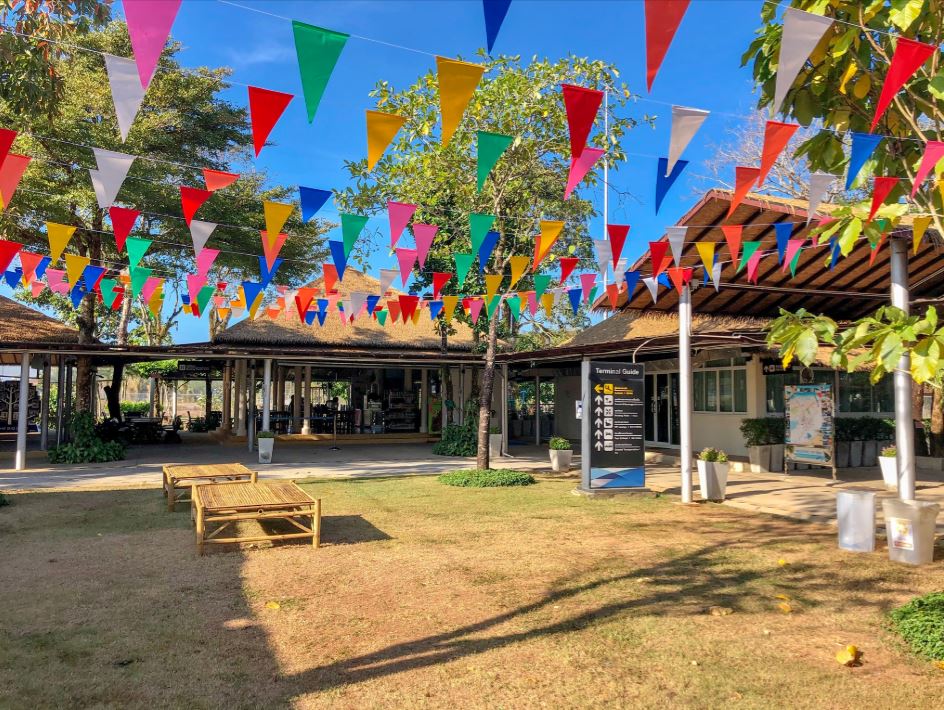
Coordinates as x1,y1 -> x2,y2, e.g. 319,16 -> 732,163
126,236 -> 151,268
259,256 -> 282,287
667,106 -> 709,175
90,148 -> 135,209
561,84 -> 603,159
624,269 -> 641,298
99,278 -> 120,309
442,294 -> 460,321
774,222 -> 794,263
773,8 -> 834,114
541,291 -> 554,317
869,177 -> 899,221
644,0 -> 690,91
103,54 -> 146,141
666,226 -> 686,266
323,264 -> 339,293
579,273 -> 596,302
911,141 -> 944,197
667,266 -> 693,294
758,120 -> 799,187
413,223 -> 438,268
432,272 -> 452,299
649,241 -> 669,276
241,281 -> 264,318
340,213 -> 368,256
0,154 -> 31,209
195,247 -> 220,276
19,252 -> 48,284
469,298 -> 485,324
470,212 -> 497,255
483,0 -> 512,52
871,37 -> 936,132
739,241 -> 763,275
533,273 -> 552,297
485,273 -> 503,300
533,219 -> 564,271
0,128 -> 15,159
509,255 -> 529,288
567,287 -> 582,315
248,86 -> 294,157
913,215 -> 932,254
846,132 -> 884,189
565,147 -> 605,199
437,57 -> 485,147
606,224 -> 629,267
783,239 -> 805,276
694,242 -> 715,273
329,240 -> 347,281
388,201 -> 417,247
428,300 -> 444,320
292,21 -> 348,123
396,247 -> 417,286
123,0 -> 181,89
46,222 -> 76,263
203,169 -> 239,191
728,166 -> 760,217
64,253 -> 90,287
655,157 -> 687,214
378,268 -> 397,295
0,241 -> 21,273
477,131 -> 514,190
261,231 -> 287,270
108,206 -> 139,252
806,172 -> 835,223
366,110 -> 406,170
300,187 -> 332,222
180,186 -> 212,225
558,256 -> 578,283
478,231 -> 500,273
592,239 -> 611,276
189,220 -> 217,255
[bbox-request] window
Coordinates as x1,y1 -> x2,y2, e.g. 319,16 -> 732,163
765,369 -> 894,414
693,359 -> 747,414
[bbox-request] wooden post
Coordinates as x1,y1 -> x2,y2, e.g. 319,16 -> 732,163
222,361 -> 232,433
14,352 -> 30,471
292,365 -> 302,432
39,358 -> 50,451
302,365 -> 312,434
55,361 -> 65,446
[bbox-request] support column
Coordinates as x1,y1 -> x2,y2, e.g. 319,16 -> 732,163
458,365 -> 465,425
580,358 -> 591,490
148,376 -> 156,418
275,366 -> 285,411
419,368 -> 429,433
63,363 -> 73,442
222,361 -> 232,433
262,359 -> 272,432
39,358 -> 50,451
404,368 -> 413,391
501,363 -> 509,455
204,377 -> 212,418
534,375 -> 541,445
891,238 -> 916,500
679,284 -> 694,504
292,365 -> 302,432
15,352 -> 30,471
248,361 -> 257,451
55,362 -> 65,446
236,360 -> 247,436
302,365 -> 312,434
171,385 -> 178,420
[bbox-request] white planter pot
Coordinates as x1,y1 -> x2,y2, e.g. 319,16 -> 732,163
489,434 -> 503,460
258,437 -> 274,464
697,460 -> 730,501
549,449 -> 572,473
878,456 -> 898,490
770,444 -> 784,472
747,445 -> 772,473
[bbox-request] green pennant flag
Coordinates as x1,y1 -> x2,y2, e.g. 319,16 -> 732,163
126,237 -> 151,268
130,266 -> 151,298
376,309 -> 388,326
738,241 -> 762,274
292,21 -> 349,123
506,293 -> 521,321
588,286 -> 599,304
341,213 -> 369,256
533,273 -> 551,298
99,278 -> 119,309
469,212 -> 496,254
196,284 -> 215,315
455,253 -> 475,288
477,131 -> 513,191
485,294 -> 502,320
788,250 -> 802,277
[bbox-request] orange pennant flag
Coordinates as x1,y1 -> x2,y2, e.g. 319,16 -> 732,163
532,220 -> 565,272
541,292 -> 555,317
436,56 -> 484,147
442,294 -> 459,321
485,273 -> 503,300
366,110 -> 406,170
0,154 -> 31,209
263,200 -> 293,248
728,166 -> 760,217
757,121 -> 799,187
261,230 -> 287,270
509,255 -> 530,288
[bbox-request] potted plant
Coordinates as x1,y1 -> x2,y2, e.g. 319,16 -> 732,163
257,430 -> 275,464
879,445 -> 898,490
739,418 -> 784,473
697,447 -> 730,502
489,425 -> 503,460
548,436 -> 573,472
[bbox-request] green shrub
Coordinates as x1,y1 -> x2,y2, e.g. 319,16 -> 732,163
120,401 -> 150,416
438,469 -> 536,487
739,418 -> 785,446
881,445 -> 897,457
889,592 -> 944,662
432,420 -> 478,456
548,436 -> 572,450
257,431 -> 275,439
699,447 -> 728,463
48,412 -> 125,464
0,492 -> 9,507
835,417 -> 895,441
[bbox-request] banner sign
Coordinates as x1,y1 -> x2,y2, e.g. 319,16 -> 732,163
784,383 -> 834,467
586,361 -> 646,489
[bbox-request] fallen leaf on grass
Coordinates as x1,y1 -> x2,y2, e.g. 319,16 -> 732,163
775,594 -> 791,601
777,558 -> 788,567
707,606 -> 734,616
778,602 -> 793,614
836,645 -> 862,667
934,660 -> 944,671
264,601 -> 281,610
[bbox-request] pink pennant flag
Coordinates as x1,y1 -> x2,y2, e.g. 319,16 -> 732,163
388,201 -> 417,248
911,141 -> 944,198
579,272 -> 596,302
261,230 -> 288,270
31,279 -> 45,297
469,297 -> 484,324
396,247 -> 417,286
123,0 -> 182,89
186,273 -> 207,296
413,223 -> 438,268
564,147 -> 605,199
526,290 -> 539,316
746,248 -> 764,284
141,276 -> 161,303
195,247 -> 220,276
46,268 -> 68,294
781,239 -> 805,273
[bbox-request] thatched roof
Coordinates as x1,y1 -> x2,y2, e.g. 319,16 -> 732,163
214,269 -> 477,351
567,310 -> 769,347
0,295 -> 78,344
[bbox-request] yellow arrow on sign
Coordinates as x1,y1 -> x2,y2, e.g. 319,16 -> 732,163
594,384 -> 604,393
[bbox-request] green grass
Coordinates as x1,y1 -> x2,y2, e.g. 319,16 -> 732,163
889,591 -> 944,661
437,468 -> 536,487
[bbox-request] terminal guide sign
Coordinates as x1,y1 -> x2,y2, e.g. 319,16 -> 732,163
588,361 -> 646,489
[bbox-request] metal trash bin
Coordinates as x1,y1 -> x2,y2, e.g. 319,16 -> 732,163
882,499 -> 941,566
837,489 -> 875,553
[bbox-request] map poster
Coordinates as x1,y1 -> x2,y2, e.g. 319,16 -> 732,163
784,384 -> 834,467
587,361 -> 645,489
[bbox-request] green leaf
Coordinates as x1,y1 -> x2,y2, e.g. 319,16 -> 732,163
794,330 -> 820,367
930,73 -> 944,101
889,0 -> 924,31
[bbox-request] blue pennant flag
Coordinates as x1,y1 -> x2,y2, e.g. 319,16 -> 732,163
69,283 -> 86,309
299,186 -> 332,223
657,273 -> 671,288
329,239 -> 347,280
483,0 -> 512,52
774,222 -> 794,263
829,237 -> 840,270
316,309 -> 328,326
568,287 -> 582,314
304,309 -> 317,325
624,269 -> 641,296
478,230 -> 500,273
258,256 -> 283,286
655,157 -> 688,214
4,268 -> 22,288
241,281 -> 264,311
181,294 -> 191,306
846,132 -> 884,190
32,256 -> 51,282
366,294 -> 381,314
428,300 -> 444,319
81,265 -> 106,293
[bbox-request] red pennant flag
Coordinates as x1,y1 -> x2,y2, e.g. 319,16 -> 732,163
605,283 -> 621,309
559,256 -> 578,284
108,206 -> 139,251
203,169 -> 239,191
180,186 -> 212,225
322,263 -> 339,293
871,37 -> 936,133
869,233 -> 887,266
561,84 -> 603,159
387,299 -> 402,322
649,241 -> 669,276
0,240 -> 22,272
399,294 -> 419,322
579,272 -> 596,302
721,225 -> 743,271
295,287 -> 316,323
757,121 -> 799,187
728,166 -> 760,217
248,86 -> 294,157
607,224 -> 630,267
0,154 -> 31,209
868,177 -> 899,221
911,141 -> 944,198
644,0 -> 691,91
432,271 -> 452,300
0,128 -> 16,160
667,266 -> 693,294
261,230 -> 287,270
18,251 -> 44,283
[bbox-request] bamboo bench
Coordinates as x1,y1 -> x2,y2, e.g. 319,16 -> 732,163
162,463 -> 257,512
192,481 -> 321,555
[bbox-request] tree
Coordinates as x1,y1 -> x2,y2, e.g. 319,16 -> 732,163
337,53 -> 644,467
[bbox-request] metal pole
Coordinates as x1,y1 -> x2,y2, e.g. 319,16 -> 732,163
221,361 -> 232,433
580,358 -> 591,490
55,361 -> 65,446
262,358 -> 272,432
602,89 -> 609,313
235,360 -> 247,436
458,365 -> 465,425
302,365 -> 312,434
63,363 -> 73,443
501,363 -> 509,456
15,352 -> 30,471
39,359 -> 50,451
890,238 -> 916,500
534,375 -> 541,445
419,368 -> 429,433
292,365 -> 302,432
248,361 -> 257,451
679,284 -> 694,503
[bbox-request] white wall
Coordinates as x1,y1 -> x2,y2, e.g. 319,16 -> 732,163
553,375 -> 581,442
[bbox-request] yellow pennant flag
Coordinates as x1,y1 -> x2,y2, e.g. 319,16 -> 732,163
183,304 -> 193,315
913,215 -> 932,254
436,56 -> 484,147
216,306 -> 231,320
532,220 -> 564,271
541,292 -> 555,317
411,305 -> 423,324
485,273 -> 503,300
47,222 -> 77,263
695,242 -> 716,273
509,255 -> 530,288
231,287 -> 247,310
248,290 -> 264,319
442,294 -> 459,321
263,200 -> 294,248
147,284 -> 163,317
366,110 -> 406,170
64,253 -> 90,286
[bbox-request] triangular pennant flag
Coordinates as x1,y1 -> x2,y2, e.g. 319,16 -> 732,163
196,284 -> 214,316
484,295 -> 501,322
103,54 -> 146,141
578,273 -> 596,302
108,206 -> 139,251
533,219 -> 565,271
746,247 -> 764,283
695,242 -> 715,273
509,255 -> 529,288
469,298 -> 485,324
541,292 -> 555,317
722,224 -> 742,271
388,201 -> 417,247
90,148 -> 135,209
195,247 -> 220,276
375,309 -> 388,327
329,240 -> 348,281
99,278 -> 120,309
478,230 -> 500,273
607,224 -> 629,267
141,275 -> 161,304
299,187 -> 331,223
739,241 -> 763,275
295,287 -> 317,322
710,261 -> 722,291
259,257 -> 283,287
442,294 -> 460,321
828,237 -> 840,270
485,273 -> 504,300
428,300 -> 444,320
758,120 -> 799,186
470,213 -> 497,255
869,177 -> 899,221
200,169 -> 238,192
396,247 -> 417,286
436,57 -> 485,147
525,290 -> 538,316
323,264 -> 339,293
644,0 -> 691,91
0,154 -> 31,209
261,231 -> 287,270
180,186 -> 212,226
378,267 -> 398,295
773,8 -> 834,114
477,131 -> 513,190
561,84 -> 603,159
18,252 -> 46,284
241,281 -> 265,318
47,268 -> 70,294
189,220 -> 217,255
807,172 -> 835,222
292,21 -> 349,123
913,215 -> 932,254
263,200 -> 294,247
667,266 -> 693,294
365,111 -> 406,172
593,239 -> 612,276
784,239 -> 805,276
567,287 -> 582,314
774,222 -> 794,263
558,256 -> 578,283
533,273 -> 552,297
911,141 -> 944,198
341,213 -> 368,256
4,268 -> 22,289
624,270 -> 641,298
432,272 -> 452,299
846,132 -> 884,189
483,0 -> 512,52
604,283 -> 620,310
69,282 -> 86,309
666,227 -> 686,266
248,86 -> 294,157
126,236 -> 151,268
667,106 -> 709,175
869,234 -> 887,267
123,0 -> 180,88
649,241 -> 669,276
565,147 -> 605,199
0,128 -> 15,159
187,273 -> 207,298
46,222 -> 76,263
0,241 -> 21,273
505,293 -> 521,321
413,223 -> 438,268
64,254 -> 90,287
871,37 -> 936,132
655,157 -> 688,213
366,294 -> 381,315
728,166 -> 760,217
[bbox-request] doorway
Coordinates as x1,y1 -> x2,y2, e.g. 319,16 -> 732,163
644,372 -> 680,447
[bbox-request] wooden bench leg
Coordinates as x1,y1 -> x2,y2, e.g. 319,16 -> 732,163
166,480 -> 176,512
195,498 -> 205,556
313,499 -> 321,548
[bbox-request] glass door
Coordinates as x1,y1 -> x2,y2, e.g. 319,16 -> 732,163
645,372 -> 679,447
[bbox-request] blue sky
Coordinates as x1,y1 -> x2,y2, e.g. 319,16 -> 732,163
7,0 -> 772,342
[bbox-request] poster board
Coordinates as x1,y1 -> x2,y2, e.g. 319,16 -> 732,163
784,383 -> 834,470
584,361 -> 646,489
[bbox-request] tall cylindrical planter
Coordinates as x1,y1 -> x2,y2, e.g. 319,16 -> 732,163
770,445 -> 784,472
549,449 -> 572,473
489,433 -> 502,460
748,445 -> 771,473
882,499 -> 941,566
878,456 -> 898,490
849,440 -> 864,468
697,460 -> 729,502
258,437 -> 274,464
836,489 -> 875,553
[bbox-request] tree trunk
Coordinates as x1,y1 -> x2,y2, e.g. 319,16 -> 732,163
106,363 -> 123,421
913,383 -> 929,457
930,386 -> 944,457
475,310 -> 500,469
116,292 -> 133,345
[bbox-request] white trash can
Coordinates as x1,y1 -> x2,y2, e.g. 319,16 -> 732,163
836,489 -> 875,553
882,499 -> 941,566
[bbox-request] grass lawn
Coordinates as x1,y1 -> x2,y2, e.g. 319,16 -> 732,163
1,475 -> 942,708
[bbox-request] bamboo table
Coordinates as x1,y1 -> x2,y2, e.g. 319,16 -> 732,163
162,463 -> 257,512
192,481 -> 321,555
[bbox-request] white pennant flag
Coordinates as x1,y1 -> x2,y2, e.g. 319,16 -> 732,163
773,9 -> 834,115
592,238 -> 612,276
104,54 -> 146,142
667,106 -> 709,175
378,268 -> 398,295
806,172 -> 836,223
667,226 -> 686,266
89,148 -> 135,209
642,276 -> 660,303
189,220 -> 217,255
710,262 -> 722,292
614,258 -> 628,277
349,291 -> 367,317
